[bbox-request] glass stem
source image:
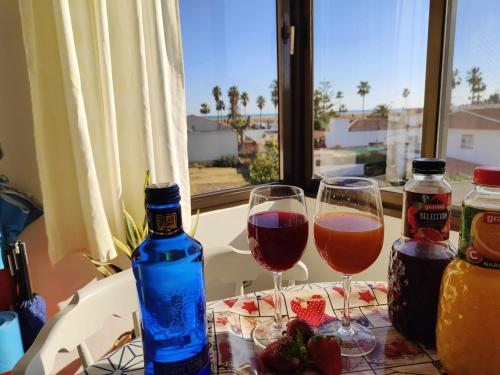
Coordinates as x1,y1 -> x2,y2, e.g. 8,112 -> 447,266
342,274 -> 352,329
272,272 -> 283,328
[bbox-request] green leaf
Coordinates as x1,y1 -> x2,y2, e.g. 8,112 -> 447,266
112,236 -> 132,258
122,201 -> 141,249
189,209 -> 200,237
422,195 -> 430,203
143,170 -> 151,192
81,253 -> 122,277
140,221 -> 149,241
414,202 -> 424,209
96,265 -> 113,278
141,170 -> 151,240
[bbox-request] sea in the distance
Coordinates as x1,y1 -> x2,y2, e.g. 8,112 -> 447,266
204,108 -> 405,120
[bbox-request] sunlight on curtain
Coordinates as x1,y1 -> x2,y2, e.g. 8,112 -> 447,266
18,0 -> 190,262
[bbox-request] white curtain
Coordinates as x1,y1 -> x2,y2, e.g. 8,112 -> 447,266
18,0 -> 190,262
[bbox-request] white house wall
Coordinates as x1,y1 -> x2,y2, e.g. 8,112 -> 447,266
325,118 -> 387,148
188,131 -> 238,162
447,129 -> 500,165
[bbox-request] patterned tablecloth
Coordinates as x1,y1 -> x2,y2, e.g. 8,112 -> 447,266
81,281 -> 447,374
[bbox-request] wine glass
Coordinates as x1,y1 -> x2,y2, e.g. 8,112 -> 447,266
247,185 -> 309,348
314,177 -> 384,356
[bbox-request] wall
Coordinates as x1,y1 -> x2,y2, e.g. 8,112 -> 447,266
326,118 -> 387,148
187,130 -> 238,162
0,0 -> 42,202
447,129 -> 500,166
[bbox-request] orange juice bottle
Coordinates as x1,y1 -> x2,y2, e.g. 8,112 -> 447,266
437,166 -> 500,374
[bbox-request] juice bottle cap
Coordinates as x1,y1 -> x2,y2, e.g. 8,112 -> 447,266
412,158 -> 446,174
474,166 -> 500,187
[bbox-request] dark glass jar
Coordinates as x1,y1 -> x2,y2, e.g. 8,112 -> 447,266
387,158 -> 455,347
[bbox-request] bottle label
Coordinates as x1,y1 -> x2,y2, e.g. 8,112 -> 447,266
149,207 -> 182,236
458,204 -> 500,269
153,345 -> 209,374
403,192 -> 451,241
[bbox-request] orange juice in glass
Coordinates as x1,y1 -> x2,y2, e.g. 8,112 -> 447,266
314,177 -> 384,357
314,212 -> 384,274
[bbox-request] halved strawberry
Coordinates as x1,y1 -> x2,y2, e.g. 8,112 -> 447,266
433,193 -> 450,206
306,335 -> 342,375
260,336 -> 306,373
406,205 -> 419,229
286,319 -> 315,343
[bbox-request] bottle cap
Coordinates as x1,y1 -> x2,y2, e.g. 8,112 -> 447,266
473,166 -> 500,187
145,183 -> 180,205
412,158 -> 446,174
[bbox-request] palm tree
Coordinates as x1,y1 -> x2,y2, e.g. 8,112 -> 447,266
466,67 -> 487,104
227,86 -> 240,121
339,104 -> 347,114
216,100 -> 225,121
270,80 -> 278,110
256,96 -> 266,126
451,69 -> 461,90
373,104 -> 389,118
402,88 -> 410,109
212,85 -> 222,121
240,92 -> 249,116
200,103 -> 210,117
336,91 -> 343,109
357,81 -> 371,118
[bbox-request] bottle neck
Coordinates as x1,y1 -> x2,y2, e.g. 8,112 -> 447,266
412,172 -> 445,182
146,202 -> 183,237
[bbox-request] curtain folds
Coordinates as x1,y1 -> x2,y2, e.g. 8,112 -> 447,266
18,0 -> 190,262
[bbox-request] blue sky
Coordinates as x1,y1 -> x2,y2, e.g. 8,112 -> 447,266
179,0 -> 500,115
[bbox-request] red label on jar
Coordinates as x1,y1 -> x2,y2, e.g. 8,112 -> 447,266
403,192 -> 451,241
484,212 -> 500,224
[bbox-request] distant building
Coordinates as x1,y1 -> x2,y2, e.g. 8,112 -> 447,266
187,115 -> 238,162
385,109 -> 423,183
446,106 -> 500,175
313,149 -> 363,177
325,116 -> 387,149
241,128 -> 278,155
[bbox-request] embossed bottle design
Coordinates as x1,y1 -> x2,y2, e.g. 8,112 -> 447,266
132,183 -> 209,375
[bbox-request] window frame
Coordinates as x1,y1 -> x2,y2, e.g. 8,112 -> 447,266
191,0 -> 456,226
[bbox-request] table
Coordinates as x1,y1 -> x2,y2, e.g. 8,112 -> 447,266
82,281 -> 447,374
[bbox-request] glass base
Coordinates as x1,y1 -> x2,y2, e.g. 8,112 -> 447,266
319,320 -> 376,357
252,319 -> 287,349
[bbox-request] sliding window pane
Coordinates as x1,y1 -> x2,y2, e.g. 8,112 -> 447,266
179,1 -> 278,196
313,0 -> 429,187
440,0 -> 500,204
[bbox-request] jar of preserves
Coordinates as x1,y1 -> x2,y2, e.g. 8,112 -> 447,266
437,166 -> 500,374
388,158 -> 455,347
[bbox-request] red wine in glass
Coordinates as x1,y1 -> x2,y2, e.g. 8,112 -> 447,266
248,211 -> 309,272
247,185 -> 308,349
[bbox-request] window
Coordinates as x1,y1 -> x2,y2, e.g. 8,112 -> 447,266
439,0 -> 500,203
312,0 -> 430,187
179,1 -> 279,198
460,134 -> 474,149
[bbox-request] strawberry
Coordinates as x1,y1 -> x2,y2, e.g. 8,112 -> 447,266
286,319 -> 315,342
306,335 -> 342,375
433,193 -> 450,206
260,336 -> 306,373
406,205 -> 419,229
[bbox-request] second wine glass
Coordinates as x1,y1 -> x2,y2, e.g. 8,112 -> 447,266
247,185 -> 308,348
314,177 -> 384,357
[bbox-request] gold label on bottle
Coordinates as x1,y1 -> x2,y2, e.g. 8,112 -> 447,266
155,212 -> 178,235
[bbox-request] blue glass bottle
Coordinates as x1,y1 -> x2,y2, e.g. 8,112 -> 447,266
132,183 -> 209,375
